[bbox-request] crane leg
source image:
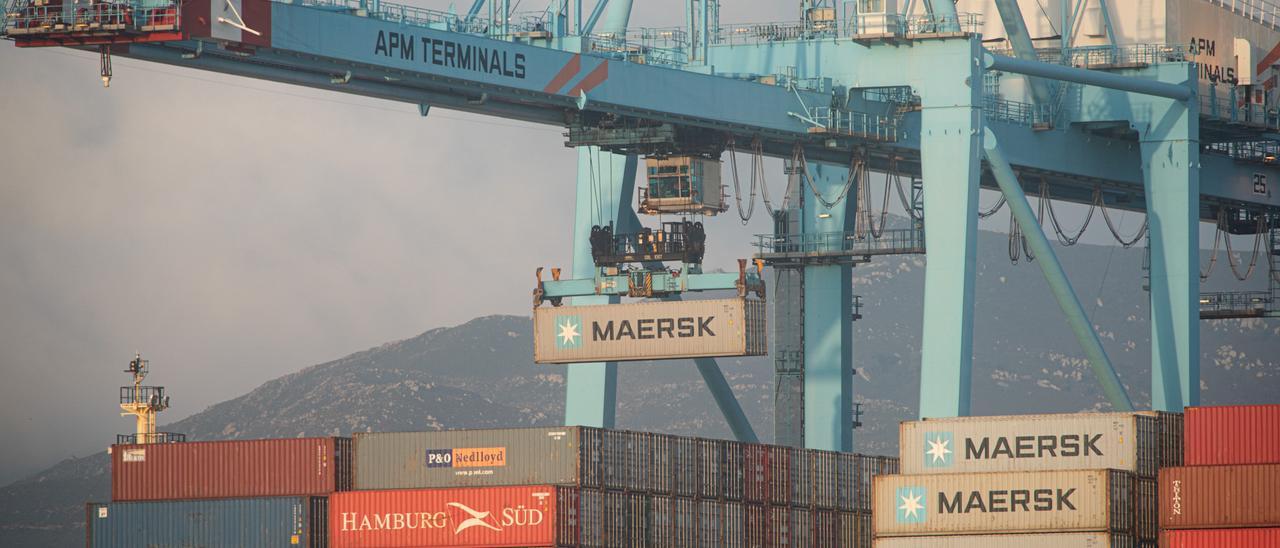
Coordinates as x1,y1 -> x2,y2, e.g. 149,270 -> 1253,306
563,147 -> 638,428
917,39 -> 982,418
1143,89 -> 1200,411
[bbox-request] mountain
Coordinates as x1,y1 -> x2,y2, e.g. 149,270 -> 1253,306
2,226 -> 1277,547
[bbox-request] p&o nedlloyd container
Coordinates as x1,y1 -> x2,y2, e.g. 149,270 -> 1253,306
532,297 -> 766,363
111,437 -> 351,501
873,469 -> 1136,537
899,412 -> 1181,477
872,532 -> 1138,547
86,497 -> 328,548
1158,464 -> 1280,529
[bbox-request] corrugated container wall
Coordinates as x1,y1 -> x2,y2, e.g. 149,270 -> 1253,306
86,497 -> 327,548
1160,527 -> 1280,547
1184,404 -> 1280,465
873,470 -> 1136,537
353,426 -> 892,513
329,486 -> 558,548
111,437 -> 351,501
1159,464 -> 1280,529
533,297 -> 766,363
331,486 -> 875,548
873,532 -> 1138,548
900,412 -> 1181,476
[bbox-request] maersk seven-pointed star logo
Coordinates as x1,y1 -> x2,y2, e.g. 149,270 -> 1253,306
923,431 -> 953,468
895,486 -> 926,523
555,315 -> 583,349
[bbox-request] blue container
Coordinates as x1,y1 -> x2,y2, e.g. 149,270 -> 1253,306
86,497 -> 327,548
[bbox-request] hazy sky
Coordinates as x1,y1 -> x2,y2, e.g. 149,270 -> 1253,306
0,1 -> 1253,484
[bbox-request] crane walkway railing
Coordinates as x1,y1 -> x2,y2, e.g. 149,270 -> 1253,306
1200,291 -> 1276,318
753,227 -> 925,263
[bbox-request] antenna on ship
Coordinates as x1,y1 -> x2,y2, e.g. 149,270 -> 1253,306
117,352 -> 185,445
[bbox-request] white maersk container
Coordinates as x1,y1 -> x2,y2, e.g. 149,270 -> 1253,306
898,412 -> 1181,477
533,297 -> 766,363
872,469 -> 1136,537
955,0 -> 1280,104
873,532 -> 1137,548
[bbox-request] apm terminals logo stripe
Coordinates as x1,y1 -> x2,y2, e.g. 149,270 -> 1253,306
426,447 -> 507,469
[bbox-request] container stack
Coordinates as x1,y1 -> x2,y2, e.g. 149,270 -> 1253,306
873,411 -> 1183,547
86,428 -> 899,547
87,437 -> 352,547
1158,404 -> 1280,547
337,426 -> 898,547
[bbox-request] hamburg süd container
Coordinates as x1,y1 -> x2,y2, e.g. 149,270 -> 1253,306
873,469 -> 1136,537
1158,464 -> 1280,529
899,411 -> 1182,477
532,297 -> 766,363
87,497 -> 327,548
1184,404 -> 1280,465
110,437 -> 351,501
872,532 -> 1137,547
1160,527 -> 1280,547
330,486 -> 560,548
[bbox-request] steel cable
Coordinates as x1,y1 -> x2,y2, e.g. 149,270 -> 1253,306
794,144 -> 860,210
1221,212 -> 1266,281
1099,199 -> 1148,247
1040,179 -> 1097,246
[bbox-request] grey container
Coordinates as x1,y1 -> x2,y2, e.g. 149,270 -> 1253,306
86,497 -> 327,548
354,427 -> 590,490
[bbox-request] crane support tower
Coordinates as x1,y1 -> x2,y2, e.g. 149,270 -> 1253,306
8,0 -> 1280,451
118,353 -> 185,445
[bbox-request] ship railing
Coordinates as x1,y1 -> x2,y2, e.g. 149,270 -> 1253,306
3,0 -> 181,36
1204,0 -> 1280,31
117,432 -> 186,444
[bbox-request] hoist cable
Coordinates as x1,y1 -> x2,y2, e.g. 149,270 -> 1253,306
1040,179 -> 1097,246
1221,212 -> 1266,281
754,138 -> 778,217
727,139 -> 756,224
794,143 -> 860,210
1099,197 -> 1148,247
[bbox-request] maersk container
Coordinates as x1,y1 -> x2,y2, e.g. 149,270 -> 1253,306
1160,527 -> 1280,547
532,297 -> 767,363
873,469 -> 1136,537
86,497 -> 327,548
1185,404 -> 1280,465
873,532 -> 1137,547
111,437 -> 351,501
900,411 -> 1181,477
1159,464 -> 1280,529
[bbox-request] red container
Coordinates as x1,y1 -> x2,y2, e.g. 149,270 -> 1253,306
1159,464 -> 1280,529
329,486 -> 560,548
111,438 -> 351,501
1160,527 -> 1280,547
1185,405 -> 1280,465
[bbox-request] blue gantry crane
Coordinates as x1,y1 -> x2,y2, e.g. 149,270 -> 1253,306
5,0 -> 1278,451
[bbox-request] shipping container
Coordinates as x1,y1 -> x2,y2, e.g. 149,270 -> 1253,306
87,497 -> 327,548
533,297 -> 767,363
1158,464 -> 1280,529
900,412 -> 1181,477
110,437 -> 351,501
1136,477 -> 1158,541
873,532 -> 1138,547
1184,404 -> 1280,465
331,486 -> 561,547
1160,527 -> 1280,548
873,469 -> 1136,537
354,427 -> 586,491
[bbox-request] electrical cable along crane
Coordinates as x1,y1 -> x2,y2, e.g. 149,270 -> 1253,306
6,0 -> 1280,450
